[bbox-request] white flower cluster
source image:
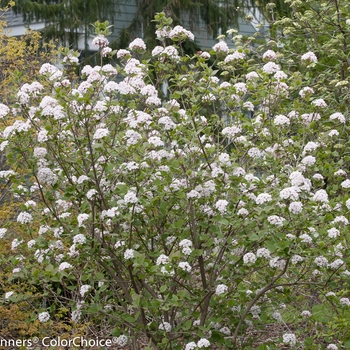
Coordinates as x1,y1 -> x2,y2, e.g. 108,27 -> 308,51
301,51 -> 318,63
92,34 -> 109,48
215,284 -> 228,296
38,311 -> 50,323
156,254 -> 169,265
213,41 -> 229,53
179,239 -> 192,255
243,252 -> 257,265
80,284 -> 91,297
282,333 -> 297,347
215,199 -> 229,213
178,261 -> 192,272
255,193 -> 272,205
169,25 -> 194,41
159,321 -> 172,332
263,49 -> 277,61
129,38 -> 146,51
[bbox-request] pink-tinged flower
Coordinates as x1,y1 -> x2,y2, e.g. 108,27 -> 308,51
224,51 -> 245,63
274,114 -> 290,126
301,51 -> 317,63
262,62 -> 280,74
169,25 -> 195,41
92,35 -> 109,48
312,99 -> 327,108
330,112 -> 346,123
129,38 -> 146,51
299,86 -> 314,98
213,41 -> 229,53
263,49 -> 277,61
101,47 -> 112,57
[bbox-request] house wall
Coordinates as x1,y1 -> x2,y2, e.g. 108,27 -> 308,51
108,0 -> 264,50
2,2 -> 266,50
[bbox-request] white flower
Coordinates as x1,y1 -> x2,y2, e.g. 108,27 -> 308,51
340,297 -> 350,306
314,256 -> 328,267
38,311 -> 50,323
148,136 -> 164,147
274,114 -> 290,126
328,259 -> 343,270
313,189 -> 329,203
0,228 -> 7,239
328,228 -> 340,238
215,284 -> 228,296
129,38 -> 146,51
256,248 -> 271,259
124,191 -> 138,204
152,46 -> 164,56
86,189 -> 98,200
197,338 -> 210,348
330,112 -> 345,123
312,98 -> 327,108
178,262 -> 192,272
332,216 -> 349,225
299,86 -> 314,98
115,335 -> 128,346
215,199 -> 229,213
93,128 -> 109,140
77,213 -> 89,227
301,155 -> 316,166
341,179 -> 350,188
33,147 -> 47,158
222,125 -> 241,138
301,310 -> 311,317
80,284 -> 91,297
185,342 -> 197,350
280,187 -> 299,200
301,51 -> 317,63
243,252 -> 257,265
283,333 -> 297,347
291,255 -> 304,264
289,201 -> 303,214
269,257 -> 286,269
267,215 -> 285,227
263,49 -> 277,61
4,291 -> 14,300
17,212 -> 33,224
73,234 -> 87,244
234,82 -> 247,94
246,71 -> 259,80
255,193 -> 272,204
58,262 -> 73,271
37,167 -> 58,186
262,62 -> 280,74
124,249 -> 135,260
327,345 -> 338,350
213,41 -> 229,53
329,129 -> 339,137
219,326 -> 231,335
159,321 -> 172,332
169,25 -> 194,40
92,34 -> 109,48
303,141 -> 319,153
156,254 -> 169,265
238,208 -> 249,216
179,239 -> 192,248
224,51 -> 245,63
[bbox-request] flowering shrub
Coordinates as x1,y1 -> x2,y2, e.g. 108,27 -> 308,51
1,10 -> 350,350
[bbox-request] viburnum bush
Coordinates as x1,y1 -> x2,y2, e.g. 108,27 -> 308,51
1,11 -> 350,350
